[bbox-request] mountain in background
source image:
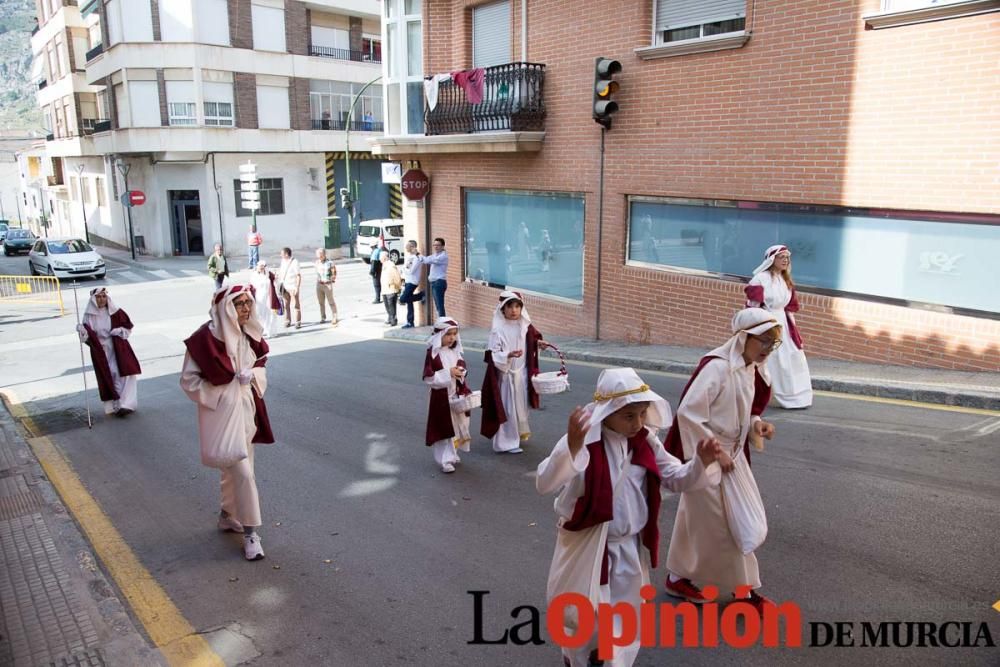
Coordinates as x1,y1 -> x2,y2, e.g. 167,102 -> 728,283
0,0 -> 43,131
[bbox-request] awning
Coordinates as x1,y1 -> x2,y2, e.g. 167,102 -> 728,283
80,0 -> 100,19
31,57 -> 44,82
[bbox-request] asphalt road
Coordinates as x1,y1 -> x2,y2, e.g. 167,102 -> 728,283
1,257 -> 998,666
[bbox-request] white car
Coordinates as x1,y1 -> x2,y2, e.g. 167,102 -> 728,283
28,238 -> 107,280
356,219 -> 405,263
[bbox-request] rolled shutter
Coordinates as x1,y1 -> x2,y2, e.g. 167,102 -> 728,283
656,0 -> 746,31
472,1 -> 511,68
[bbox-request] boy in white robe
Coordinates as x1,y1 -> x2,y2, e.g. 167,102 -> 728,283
664,308 -> 778,613
537,368 -> 721,667
423,317 -> 473,473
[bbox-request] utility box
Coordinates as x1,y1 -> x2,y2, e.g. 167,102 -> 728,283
323,216 -> 341,252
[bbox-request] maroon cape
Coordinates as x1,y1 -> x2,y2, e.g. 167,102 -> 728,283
561,428 -> 662,584
744,284 -> 804,349
480,324 -> 543,438
423,349 -> 470,446
266,271 -> 282,313
664,356 -> 771,467
82,310 -> 141,402
183,322 -> 275,444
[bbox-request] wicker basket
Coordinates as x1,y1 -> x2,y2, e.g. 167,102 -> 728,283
450,390 -> 482,413
531,343 -> 570,395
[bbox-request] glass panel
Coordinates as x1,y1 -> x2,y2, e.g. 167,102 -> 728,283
386,0 -> 398,18
387,82 -> 401,134
405,0 -> 421,15
627,199 -> 1000,314
406,81 -> 424,134
406,21 -> 422,77
465,190 -> 585,301
387,24 -> 398,79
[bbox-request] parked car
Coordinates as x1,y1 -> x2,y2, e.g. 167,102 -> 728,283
0,221 -> 9,242
28,238 -> 106,280
3,228 -> 37,255
356,219 -> 405,263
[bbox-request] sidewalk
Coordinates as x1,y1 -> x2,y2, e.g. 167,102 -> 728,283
385,326 -> 1000,411
0,401 -> 164,666
94,243 -> 364,272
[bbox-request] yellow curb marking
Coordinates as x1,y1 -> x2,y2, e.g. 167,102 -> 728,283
381,338 -> 1000,416
993,599 -> 1000,614
2,392 -> 224,667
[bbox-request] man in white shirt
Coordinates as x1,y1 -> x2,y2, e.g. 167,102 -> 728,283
424,237 -> 449,317
277,247 -> 302,329
399,240 -> 426,329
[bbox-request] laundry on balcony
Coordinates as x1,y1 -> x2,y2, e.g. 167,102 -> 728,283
423,74 -> 451,111
450,68 -> 486,104
424,63 -> 546,136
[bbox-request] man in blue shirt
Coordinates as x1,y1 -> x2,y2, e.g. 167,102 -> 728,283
369,243 -> 383,304
423,237 -> 449,317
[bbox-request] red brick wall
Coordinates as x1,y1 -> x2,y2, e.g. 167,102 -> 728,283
410,0 -> 1000,371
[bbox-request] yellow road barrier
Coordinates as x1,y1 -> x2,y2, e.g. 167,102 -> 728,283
0,275 -> 65,315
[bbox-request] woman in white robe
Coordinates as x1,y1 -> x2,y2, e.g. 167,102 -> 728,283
665,308 -> 779,612
77,288 -> 139,416
745,245 -> 813,408
249,260 -> 279,338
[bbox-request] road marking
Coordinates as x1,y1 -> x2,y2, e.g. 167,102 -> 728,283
1,390 -> 224,667
380,338 -> 1000,416
993,599 -> 1000,614
113,270 -> 143,283
149,269 -> 175,280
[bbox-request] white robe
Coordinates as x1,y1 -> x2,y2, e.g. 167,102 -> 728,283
82,309 -> 138,414
537,428 -> 714,667
180,334 -> 266,527
746,271 -> 813,408
424,347 -> 471,467
666,356 -> 765,594
250,271 -> 278,338
488,319 -> 531,452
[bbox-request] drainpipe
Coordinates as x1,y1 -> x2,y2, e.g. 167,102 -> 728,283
521,0 -> 527,62
210,153 -> 225,253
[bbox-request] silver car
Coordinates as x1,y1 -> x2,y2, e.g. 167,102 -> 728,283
28,238 -> 107,280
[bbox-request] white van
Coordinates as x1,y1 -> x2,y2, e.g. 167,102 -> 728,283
356,219 -> 405,264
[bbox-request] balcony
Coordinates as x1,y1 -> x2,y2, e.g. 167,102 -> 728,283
425,62 -> 546,136
92,119 -> 112,133
85,43 -> 104,62
311,118 -> 385,132
81,118 -> 111,135
308,45 -> 381,65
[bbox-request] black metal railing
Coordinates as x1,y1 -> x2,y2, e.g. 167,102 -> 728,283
425,62 -> 546,136
85,43 -> 104,61
308,45 -> 381,64
45,133 -> 55,141
38,80 -> 48,90
31,25 -> 39,36
81,118 -> 110,134
311,118 -> 385,132
92,119 -> 112,133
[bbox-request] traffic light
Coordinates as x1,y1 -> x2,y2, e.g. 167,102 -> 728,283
593,57 -> 622,129
339,187 -> 352,211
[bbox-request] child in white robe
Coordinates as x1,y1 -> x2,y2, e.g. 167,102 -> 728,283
250,260 -> 280,338
423,317 -> 472,473
537,368 -> 721,667
480,291 -> 549,453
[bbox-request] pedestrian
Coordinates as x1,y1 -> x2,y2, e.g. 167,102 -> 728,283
363,110 -> 374,131
277,247 -> 302,329
246,225 -> 263,270
207,243 -> 229,290
423,237 -> 449,317
399,240 -> 426,329
518,221 -> 531,259
480,291 -> 550,453
537,368 -> 721,667
368,242 -> 383,304
745,245 -> 813,408
314,248 -> 338,326
76,287 -> 141,417
539,230 -> 554,273
380,253 -> 402,326
249,260 -> 281,338
180,284 -> 275,561
423,317 -> 473,473
663,308 -> 779,615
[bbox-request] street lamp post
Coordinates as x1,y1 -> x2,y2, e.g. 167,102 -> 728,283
75,164 -> 91,244
116,160 -> 136,260
343,75 -> 382,259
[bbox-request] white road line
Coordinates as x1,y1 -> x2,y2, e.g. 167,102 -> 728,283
148,269 -> 174,279
113,270 -> 142,283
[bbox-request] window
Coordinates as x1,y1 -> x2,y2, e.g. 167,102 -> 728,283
204,101 -> 233,126
309,80 -> 383,129
384,0 -> 422,134
656,0 -> 745,43
252,3 -> 286,52
472,1 -> 510,68
129,80 -> 162,127
168,102 -> 197,125
96,177 -> 106,206
256,85 -> 290,129
865,0 -> 998,28
465,189 -> 585,301
166,79 -> 196,125
362,35 -> 382,62
626,197 -> 1000,315
233,178 -> 285,216
82,178 -> 93,205
883,0 -> 973,9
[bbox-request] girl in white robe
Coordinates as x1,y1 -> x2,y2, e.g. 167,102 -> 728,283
665,308 -> 779,611
423,317 -> 472,473
537,368 -> 720,667
745,245 -> 813,408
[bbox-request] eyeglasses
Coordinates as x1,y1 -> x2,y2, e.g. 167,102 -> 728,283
750,334 -> 782,352
232,299 -> 253,310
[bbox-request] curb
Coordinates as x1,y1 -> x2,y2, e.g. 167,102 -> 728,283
383,329 -> 1000,412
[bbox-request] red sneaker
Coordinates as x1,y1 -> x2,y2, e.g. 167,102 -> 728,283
741,590 -> 775,617
664,577 -> 707,603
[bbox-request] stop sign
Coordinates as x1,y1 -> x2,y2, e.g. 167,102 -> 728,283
129,190 -> 146,206
400,169 -> 430,201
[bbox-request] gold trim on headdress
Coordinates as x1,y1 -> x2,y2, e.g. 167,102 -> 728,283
593,384 -> 650,402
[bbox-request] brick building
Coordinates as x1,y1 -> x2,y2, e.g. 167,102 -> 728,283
372,0 -> 1000,371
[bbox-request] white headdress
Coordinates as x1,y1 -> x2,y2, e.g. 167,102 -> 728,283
491,290 -> 531,332
583,368 -> 672,443
83,286 -> 119,317
704,308 -> 781,383
752,244 -> 790,275
209,284 -> 264,357
427,316 -> 463,356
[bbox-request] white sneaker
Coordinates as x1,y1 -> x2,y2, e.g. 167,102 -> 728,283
441,463 -> 455,473
507,447 -> 523,454
218,513 -> 243,533
243,534 -> 265,560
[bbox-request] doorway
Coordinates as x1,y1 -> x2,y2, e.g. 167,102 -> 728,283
169,190 -> 202,255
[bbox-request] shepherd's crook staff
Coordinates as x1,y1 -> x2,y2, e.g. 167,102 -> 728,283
72,285 -> 93,429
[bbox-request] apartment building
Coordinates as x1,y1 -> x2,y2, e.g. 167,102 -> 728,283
23,0 -> 393,257
371,0 -> 1000,371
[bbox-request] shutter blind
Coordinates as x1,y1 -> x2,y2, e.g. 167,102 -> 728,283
472,0 -> 511,68
656,0 -> 746,31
